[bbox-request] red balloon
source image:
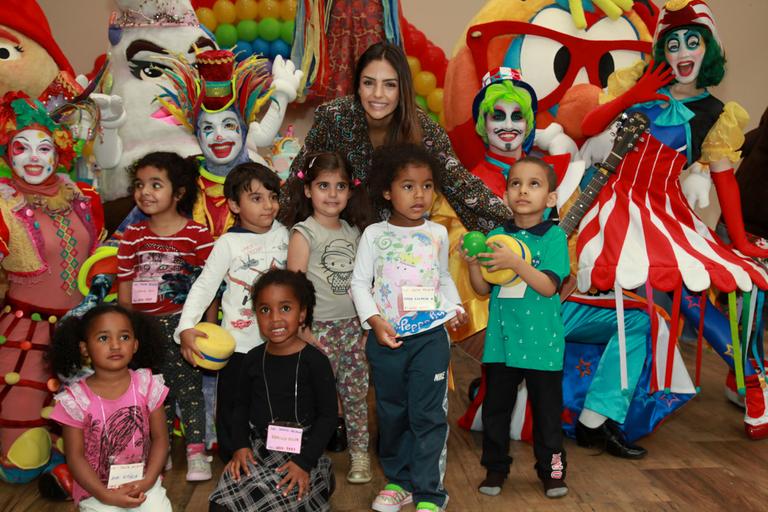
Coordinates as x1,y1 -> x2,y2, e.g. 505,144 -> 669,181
421,44 -> 446,74
434,66 -> 447,88
404,28 -> 427,59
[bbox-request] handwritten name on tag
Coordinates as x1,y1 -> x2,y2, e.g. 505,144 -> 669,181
401,286 -> 437,311
107,462 -> 144,489
132,280 -> 159,304
266,424 -> 303,454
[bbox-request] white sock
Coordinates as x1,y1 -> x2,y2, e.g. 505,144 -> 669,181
579,408 -> 607,428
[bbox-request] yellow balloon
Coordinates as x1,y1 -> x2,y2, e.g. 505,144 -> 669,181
427,88 -> 444,113
407,56 -> 421,77
279,0 -> 298,21
235,0 -> 259,20
480,234 -> 532,286
213,0 -> 237,24
196,7 -> 218,31
413,70 -> 437,97
439,110 -> 446,127
259,0 -> 281,20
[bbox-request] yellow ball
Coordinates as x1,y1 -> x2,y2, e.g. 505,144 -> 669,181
413,70 -> 437,97
196,7 -> 218,31
481,234 -> 532,286
192,322 -> 236,371
427,88 -> 444,113
279,0 -> 298,21
4,372 -> 20,385
41,406 -> 54,420
259,0 -> 281,20
213,0 -> 237,24
235,0 -> 259,20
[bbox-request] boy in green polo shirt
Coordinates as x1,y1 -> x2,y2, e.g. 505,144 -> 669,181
462,156 -> 570,499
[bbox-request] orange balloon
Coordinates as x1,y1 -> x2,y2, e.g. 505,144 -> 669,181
279,0 -> 298,21
196,7 -> 218,31
213,0 -> 237,24
413,70 -> 437,97
235,0 -> 259,20
407,56 -> 421,77
259,0 -> 281,20
427,88 -> 444,113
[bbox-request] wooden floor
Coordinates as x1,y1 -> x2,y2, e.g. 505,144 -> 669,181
3,342 -> 768,511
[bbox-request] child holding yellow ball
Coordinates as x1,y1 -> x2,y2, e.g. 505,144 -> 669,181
460,156 -> 570,499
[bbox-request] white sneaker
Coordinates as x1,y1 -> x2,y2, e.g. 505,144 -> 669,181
186,452 -> 212,481
347,451 -> 372,484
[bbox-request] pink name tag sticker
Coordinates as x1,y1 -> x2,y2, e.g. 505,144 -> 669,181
107,462 -> 144,489
266,424 -> 303,454
132,280 -> 159,304
401,286 -> 437,311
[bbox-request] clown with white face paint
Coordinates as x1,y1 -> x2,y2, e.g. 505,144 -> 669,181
0,92 -> 105,490
197,111 -> 245,167
663,28 -> 706,85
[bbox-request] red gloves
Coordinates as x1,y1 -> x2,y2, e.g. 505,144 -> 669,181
712,168 -> 768,258
582,61 -> 674,137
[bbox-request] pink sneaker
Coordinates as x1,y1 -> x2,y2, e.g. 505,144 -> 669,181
186,452 -> 212,481
372,484 -> 413,512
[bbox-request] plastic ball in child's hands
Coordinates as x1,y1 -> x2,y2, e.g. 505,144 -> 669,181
481,234 -> 532,286
192,322 -> 236,370
462,231 -> 490,258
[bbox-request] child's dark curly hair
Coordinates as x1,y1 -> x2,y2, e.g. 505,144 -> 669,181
368,143 -> 442,214
48,304 -> 165,378
130,152 -> 199,217
251,268 -> 316,328
279,151 -> 373,231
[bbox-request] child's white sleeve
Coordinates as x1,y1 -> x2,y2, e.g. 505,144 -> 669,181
174,237 -> 232,343
350,229 -> 379,330
437,224 -> 462,309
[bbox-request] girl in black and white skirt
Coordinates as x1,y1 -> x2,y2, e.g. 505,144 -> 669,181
209,269 -> 337,511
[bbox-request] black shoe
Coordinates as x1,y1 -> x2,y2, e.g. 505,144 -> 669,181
327,416 -> 348,452
478,470 -> 506,496
542,478 -> 569,499
575,420 -> 647,459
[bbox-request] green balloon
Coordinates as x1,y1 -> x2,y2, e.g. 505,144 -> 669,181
429,111 -> 439,123
280,20 -> 295,44
415,95 -> 428,111
237,20 -> 259,42
215,23 -> 238,48
259,18 -> 281,42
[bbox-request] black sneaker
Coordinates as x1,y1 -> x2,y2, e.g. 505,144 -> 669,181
478,470 -> 506,496
542,478 -> 568,499
327,416 -> 348,452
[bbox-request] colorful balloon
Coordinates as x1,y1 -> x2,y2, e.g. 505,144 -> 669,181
235,0 -> 259,20
413,70 -> 437,96
404,26 -> 427,58
234,40 -> 253,60
259,0 -> 281,20
427,88 -> 444,113
237,19 -> 259,41
407,56 -> 421,77
259,17 -> 281,42
270,39 -> 291,59
280,20 -> 295,44
215,23 -> 239,48
252,38 -> 270,57
196,7 -> 218,32
415,95 -> 428,111
212,0 -> 237,24
421,44 -> 447,74
280,0 -> 298,21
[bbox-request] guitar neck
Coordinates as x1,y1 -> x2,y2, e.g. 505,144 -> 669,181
560,167 -> 612,237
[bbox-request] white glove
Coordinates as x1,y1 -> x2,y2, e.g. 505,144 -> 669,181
270,55 -> 303,103
91,93 -> 127,130
535,122 -> 577,160
681,162 -> 711,209
578,122 -> 618,168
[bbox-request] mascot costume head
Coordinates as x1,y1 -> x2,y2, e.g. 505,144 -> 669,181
443,0 -> 659,169
99,0 -> 216,201
0,0 -> 81,108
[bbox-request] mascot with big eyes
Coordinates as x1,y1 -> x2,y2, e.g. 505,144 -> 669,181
0,92 -> 104,496
452,0 -> 768,452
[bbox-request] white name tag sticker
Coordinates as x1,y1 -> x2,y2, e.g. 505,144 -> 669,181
498,281 -> 528,299
401,286 -> 437,311
266,424 -> 303,454
107,462 -> 144,489
132,280 -> 159,304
